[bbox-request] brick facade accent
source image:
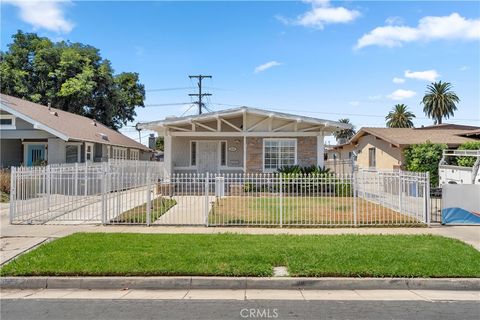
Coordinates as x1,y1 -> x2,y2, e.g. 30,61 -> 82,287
245,137 -> 318,173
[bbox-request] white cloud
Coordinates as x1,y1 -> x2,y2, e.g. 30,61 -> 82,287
385,16 -> 404,26
349,101 -> 360,106
459,65 -> 469,71
4,0 -> 73,33
254,61 -> 282,73
392,77 -> 405,84
355,13 -> 480,49
368,95 -> 382,101
278,0 -> 360,30
404,69 -> 439,82
387,89 -> 416,101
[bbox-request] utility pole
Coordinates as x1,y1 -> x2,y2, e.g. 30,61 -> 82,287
189,75 -> 212,114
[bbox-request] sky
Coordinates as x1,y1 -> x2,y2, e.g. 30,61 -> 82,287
1,0 -> 479,145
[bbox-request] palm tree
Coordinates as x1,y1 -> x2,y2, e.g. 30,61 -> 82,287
333,118 -> 356,143
421,81 -> 460,124
385,104 -> 416,128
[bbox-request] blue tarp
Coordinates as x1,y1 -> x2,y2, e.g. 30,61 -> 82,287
442,207 -> 480,225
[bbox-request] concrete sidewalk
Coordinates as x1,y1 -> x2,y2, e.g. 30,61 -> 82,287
1,203 -> 479,265
1,288 -> 479,301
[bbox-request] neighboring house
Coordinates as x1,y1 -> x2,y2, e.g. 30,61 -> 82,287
0,94 -> 152,168
328,124 -> 480,170
137,107 -> 351,176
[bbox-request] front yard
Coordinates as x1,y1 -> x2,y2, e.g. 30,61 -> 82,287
209,196 -> 419,225
1,233 -> 479,277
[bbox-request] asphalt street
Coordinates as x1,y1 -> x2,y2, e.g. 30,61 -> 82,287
2,299 -> 479,320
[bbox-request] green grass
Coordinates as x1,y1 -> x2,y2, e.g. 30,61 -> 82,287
1,233 -> 479,277
114,197 -> 176,223
209,197 -> 418,225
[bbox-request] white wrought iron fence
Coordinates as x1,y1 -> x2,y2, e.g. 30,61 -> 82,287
10,165 -> 430,226
9,160 -> 163,224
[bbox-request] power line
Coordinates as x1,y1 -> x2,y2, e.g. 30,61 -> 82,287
188,75 -> 212,115
146,87 -> 192,92
211,102 -> 480,122
144,102 -> 193,107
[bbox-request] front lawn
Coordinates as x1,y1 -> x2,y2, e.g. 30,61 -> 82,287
210,197 -> 419,225
1,233 -> 479,277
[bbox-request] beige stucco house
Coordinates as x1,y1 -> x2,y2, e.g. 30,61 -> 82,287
328,125 -> 479,170
137,107 -> 351,176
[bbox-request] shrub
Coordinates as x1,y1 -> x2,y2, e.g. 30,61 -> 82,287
0,169 -> 10,202
456,141 -> 480,167
404,142 -> 446,187
277,165 -> 332,175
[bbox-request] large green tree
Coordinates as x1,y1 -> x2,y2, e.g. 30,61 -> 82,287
421,81 -> 460,125
0,31 -> 145,130
385,104 -> 415,128
333,118 -> 356,142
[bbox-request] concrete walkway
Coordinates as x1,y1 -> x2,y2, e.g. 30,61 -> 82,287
1,202 -> 479,265
154,196 -> 214,225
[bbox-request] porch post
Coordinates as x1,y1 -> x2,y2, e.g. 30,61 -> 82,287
243,136 -> 247,173
164,132 -> 172,178
317,132 -> 325,168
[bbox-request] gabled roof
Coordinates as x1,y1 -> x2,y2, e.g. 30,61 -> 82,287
0,94 -> 150,151
137,106 -> 352,132
456,129 -> 480,138
332,126 -> 479,149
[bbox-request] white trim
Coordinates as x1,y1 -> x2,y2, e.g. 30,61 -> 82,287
243,136 -> 247,173
317,133 -> 325,168
65,142 -> 81,163
192,121 -> 217,132
247,116 -> 270,132
273,120 -> 295,132
112,146 -> 127,160
0,114 -> 16,129
262,138 -> 297,173
85,143 -> 94,162
170,131 -> 322,137
130,149 -> 140,160
1,103 -> 69,141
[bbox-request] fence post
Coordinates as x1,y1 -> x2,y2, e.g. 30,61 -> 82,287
398,170 -> 402,214
74,163 -> 78,196
84,162 -> 88,197
204,172 -> 210,226
425,172 -> 431,227
101,164 -> 107,225
279,174 -> 283,228
146,171 -> 151,226
353,172 -> 357,227
9,167 -> 16,224
46,165 -> 51,212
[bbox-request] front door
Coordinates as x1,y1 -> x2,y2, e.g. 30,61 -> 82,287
26,144 -> 46,166
197,141 -> 219,173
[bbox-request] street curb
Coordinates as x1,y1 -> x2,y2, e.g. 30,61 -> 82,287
1,277 -> 479,290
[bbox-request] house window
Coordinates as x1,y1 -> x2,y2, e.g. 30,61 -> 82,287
112,147 -> 127,160
106,146 -> 111,159
264,139 -> 296,172
0,115 -> 16,129
220,141 -> 227,166
191,141 -> 196,166
65,144 -> 81,163
130,149 -> 139,160
85,143 -> 94,162
368,147 -> 376,168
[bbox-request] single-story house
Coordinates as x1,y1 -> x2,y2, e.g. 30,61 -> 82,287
0,93 -> 152,168
137,107 -> 351,176
327,124 -> 480,170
